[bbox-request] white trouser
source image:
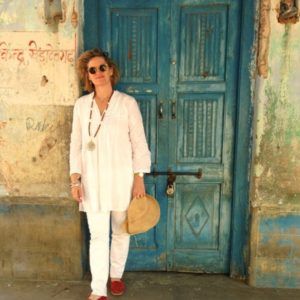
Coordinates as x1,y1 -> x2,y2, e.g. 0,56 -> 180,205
86,211 -> 130,296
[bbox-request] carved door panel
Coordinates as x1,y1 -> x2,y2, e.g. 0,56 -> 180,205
86,0 -> 241,272
167,1 -> 241,272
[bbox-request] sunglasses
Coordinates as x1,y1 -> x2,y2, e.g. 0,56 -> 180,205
88,64 -> 109,74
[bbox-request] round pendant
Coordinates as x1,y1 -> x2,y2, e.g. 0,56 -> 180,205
87,140 -> 96,151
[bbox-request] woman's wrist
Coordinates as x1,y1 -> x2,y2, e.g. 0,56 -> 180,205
70,182 -> 81,188
134,172 -> 144,178
134,175 -> 144,182
70,173 -> 81,187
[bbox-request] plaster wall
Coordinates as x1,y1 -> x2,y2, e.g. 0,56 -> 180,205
249,0 -> 300,288
0,0 -> 81,197
0,0 -> 85,279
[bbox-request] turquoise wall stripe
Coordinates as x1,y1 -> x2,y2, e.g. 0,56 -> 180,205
254,214 -> 300,288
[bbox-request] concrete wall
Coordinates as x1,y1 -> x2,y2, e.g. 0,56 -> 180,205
249,0 -> 300,288
0,0 -> 86,279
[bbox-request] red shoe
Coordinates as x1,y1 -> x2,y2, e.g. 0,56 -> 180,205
110,279 -> 126,296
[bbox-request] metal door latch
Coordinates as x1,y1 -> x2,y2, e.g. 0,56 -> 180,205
166,172 -> 176,197
147,168 -> 203,197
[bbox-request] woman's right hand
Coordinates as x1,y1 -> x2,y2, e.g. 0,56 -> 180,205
71,186 -> 83,203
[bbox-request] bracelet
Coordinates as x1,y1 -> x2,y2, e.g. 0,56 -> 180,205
70,182 -> 81,188
70,175 -> 81,182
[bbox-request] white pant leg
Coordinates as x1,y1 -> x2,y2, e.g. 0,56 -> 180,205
110,211 -> 130,279
86,211 -> 110,296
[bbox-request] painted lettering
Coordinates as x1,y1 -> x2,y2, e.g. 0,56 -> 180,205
28,40 -> 74,63
0,40 -> 75,64
26,117 -> 54,132
0,41 -> 25,64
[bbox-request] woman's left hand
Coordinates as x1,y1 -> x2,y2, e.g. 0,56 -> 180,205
132,175 -> 146,198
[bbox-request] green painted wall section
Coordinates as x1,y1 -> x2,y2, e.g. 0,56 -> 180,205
249,0 -> 300,288
254,24 -> 300,205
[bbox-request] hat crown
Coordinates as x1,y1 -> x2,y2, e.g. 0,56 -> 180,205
126,194 -> 160,235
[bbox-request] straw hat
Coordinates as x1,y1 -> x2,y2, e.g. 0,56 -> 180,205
123,194 -> 160,235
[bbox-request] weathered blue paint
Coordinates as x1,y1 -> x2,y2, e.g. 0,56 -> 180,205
252,214 -> 300,288
260,215 -> 300,234
84,0 -> 255,277
83,0 -> 100,49
229,0 -> 257,279
167,0 -> 242,273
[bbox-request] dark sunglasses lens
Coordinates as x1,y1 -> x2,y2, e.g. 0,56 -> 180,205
99,64 -> 107,72
88,67 -> 97,74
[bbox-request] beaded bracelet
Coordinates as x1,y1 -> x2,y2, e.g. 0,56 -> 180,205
70,182 -> 81,188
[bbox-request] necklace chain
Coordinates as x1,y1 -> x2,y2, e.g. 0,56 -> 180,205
88,93 -> 112,139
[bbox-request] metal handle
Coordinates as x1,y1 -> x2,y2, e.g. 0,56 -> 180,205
158,102 -> 163,119
171,101 -> 176,119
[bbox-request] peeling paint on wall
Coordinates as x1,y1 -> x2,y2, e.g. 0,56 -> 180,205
250,209 -> 300,288
257,0 -> 271,78
0,104 -> 73,197
253,23 -> 300,206
71,0 -> 78,28
0,0 -> 83,197
250,0 -> 300,288
0,0 -> 80,35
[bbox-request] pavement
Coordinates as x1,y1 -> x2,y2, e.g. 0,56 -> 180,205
0,272 -> 300,300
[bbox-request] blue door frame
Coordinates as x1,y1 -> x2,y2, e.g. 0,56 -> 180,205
83,0 -> 257,279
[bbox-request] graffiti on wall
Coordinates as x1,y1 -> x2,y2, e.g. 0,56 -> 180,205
0,40 -> 75,65
0,31 -> 78,196
0,32 -> 78,107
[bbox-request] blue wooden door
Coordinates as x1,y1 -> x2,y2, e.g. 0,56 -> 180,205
85,0 -> 241,273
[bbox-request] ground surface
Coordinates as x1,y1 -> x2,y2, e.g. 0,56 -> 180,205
0,272 -> 300,300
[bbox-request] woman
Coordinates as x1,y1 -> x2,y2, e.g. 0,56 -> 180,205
69,48 -> 151,300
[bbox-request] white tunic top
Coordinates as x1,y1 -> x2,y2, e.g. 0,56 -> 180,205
69,90 -> 151,212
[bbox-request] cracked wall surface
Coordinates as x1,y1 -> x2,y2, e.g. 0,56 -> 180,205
0,1 -> 82,196
0,0 -> 85,279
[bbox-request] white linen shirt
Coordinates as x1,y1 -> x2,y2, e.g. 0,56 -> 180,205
69,90 -> 151,212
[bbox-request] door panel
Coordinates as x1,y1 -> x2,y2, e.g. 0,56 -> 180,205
90,0 -> 241,273
178,5 -> 227,82
172,182 -> 224,272
174,183 -> 220,250
136,95 -> 157,165
110,9 -> 158,83
98,0 -> 171,271
167,0 -> 240,272
177,93 -> 224,163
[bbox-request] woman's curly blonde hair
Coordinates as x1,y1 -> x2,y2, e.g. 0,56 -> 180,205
76,48 -> 120,92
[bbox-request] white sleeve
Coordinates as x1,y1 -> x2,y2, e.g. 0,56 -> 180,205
69,102 -> 82,175
128,98 -> 151,173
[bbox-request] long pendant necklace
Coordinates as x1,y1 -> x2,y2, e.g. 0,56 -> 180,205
87,93 -> 112,151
